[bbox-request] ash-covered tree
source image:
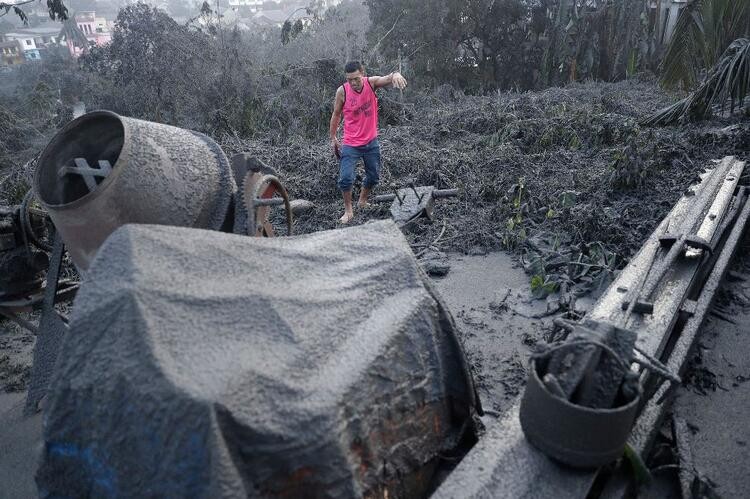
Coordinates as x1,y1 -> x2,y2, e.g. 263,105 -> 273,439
660,0 -> 750,90
366,0 -> 676,91
365,0 -> 537,92
539,0 -> 658,86
646,0 -> 750,125
81,3 -> 214,125
80,3 -> 260,136
0,0 -> 68,24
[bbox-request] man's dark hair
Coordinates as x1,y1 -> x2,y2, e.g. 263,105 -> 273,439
345,61 -> 364,74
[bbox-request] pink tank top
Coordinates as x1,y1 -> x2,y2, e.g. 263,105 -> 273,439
343,79 -> 378,146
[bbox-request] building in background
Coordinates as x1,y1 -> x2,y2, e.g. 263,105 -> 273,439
65,11 -> 112,58
76,11 -> 112,45
0,39 -> 24,66
228,0 -> 264,13
2,25 -> 64,62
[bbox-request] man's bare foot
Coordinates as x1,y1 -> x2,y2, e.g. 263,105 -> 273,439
357,201 -> 371,209
339,211 -> 354,224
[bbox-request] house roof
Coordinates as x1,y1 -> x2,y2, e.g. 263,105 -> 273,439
253,8 -> 296,25
5,26 -> 60,37
76,11 -> 96,22
0,40 -> 21,49
3,33 -> 35,40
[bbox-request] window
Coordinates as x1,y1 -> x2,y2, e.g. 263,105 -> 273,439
25,39 -> 32,46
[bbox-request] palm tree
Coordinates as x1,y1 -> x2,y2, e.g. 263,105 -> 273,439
661,0 -> 750,90
646,0 -> 750,124
645,37 -> 750,125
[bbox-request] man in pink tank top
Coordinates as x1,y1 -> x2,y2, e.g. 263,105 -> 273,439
329,61 -> 407,224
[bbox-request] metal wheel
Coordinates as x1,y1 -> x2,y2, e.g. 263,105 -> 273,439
243,173 -> 293,237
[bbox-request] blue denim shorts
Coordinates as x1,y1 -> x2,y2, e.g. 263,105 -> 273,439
338,138 -> 381,192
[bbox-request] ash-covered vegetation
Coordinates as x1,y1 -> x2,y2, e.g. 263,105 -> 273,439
1,0 -> 749,299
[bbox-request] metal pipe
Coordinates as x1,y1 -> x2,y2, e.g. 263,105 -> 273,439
433,188 -> 459,198
373,194 -> 396,203
253,198 -> 286,207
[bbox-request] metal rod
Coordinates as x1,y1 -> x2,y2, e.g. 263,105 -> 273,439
373,194 -> 396,203
621,160 -> 738,318
253,197 -> 286,207
59,158 -> 112,194
433,188 -> 459,198
97,159 -> 113,175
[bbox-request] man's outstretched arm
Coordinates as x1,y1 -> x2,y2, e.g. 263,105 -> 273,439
368,72 -> 407,90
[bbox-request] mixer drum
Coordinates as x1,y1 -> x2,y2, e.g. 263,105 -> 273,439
33,111 -> 233,270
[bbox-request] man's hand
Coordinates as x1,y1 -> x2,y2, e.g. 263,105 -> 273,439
332,137 -> 342,159
392,72 -> 407,90
370,73 -> 408,90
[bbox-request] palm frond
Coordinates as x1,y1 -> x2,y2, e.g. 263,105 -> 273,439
660,0 -> 705,90
645,37 -> 750,125
660,0 -> 750,90
701,0 -> 750,66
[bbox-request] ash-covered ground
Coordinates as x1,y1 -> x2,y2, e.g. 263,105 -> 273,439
3,77 -> 749,403
227,77 -> 749,264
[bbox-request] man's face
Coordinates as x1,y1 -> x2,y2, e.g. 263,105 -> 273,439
346,70 -> 364,91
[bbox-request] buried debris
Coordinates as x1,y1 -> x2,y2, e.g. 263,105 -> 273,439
519,318 -> 653,468
434,156 -> 749,497
373,184 -> 458,227
38,220 -> 479,498
517,157 -> 746,470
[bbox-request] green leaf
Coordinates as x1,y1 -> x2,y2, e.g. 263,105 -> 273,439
530,274 -> 544,290
623,443 -> 652,484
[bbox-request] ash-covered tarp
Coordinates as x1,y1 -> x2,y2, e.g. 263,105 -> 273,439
37,220 -> 480,498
